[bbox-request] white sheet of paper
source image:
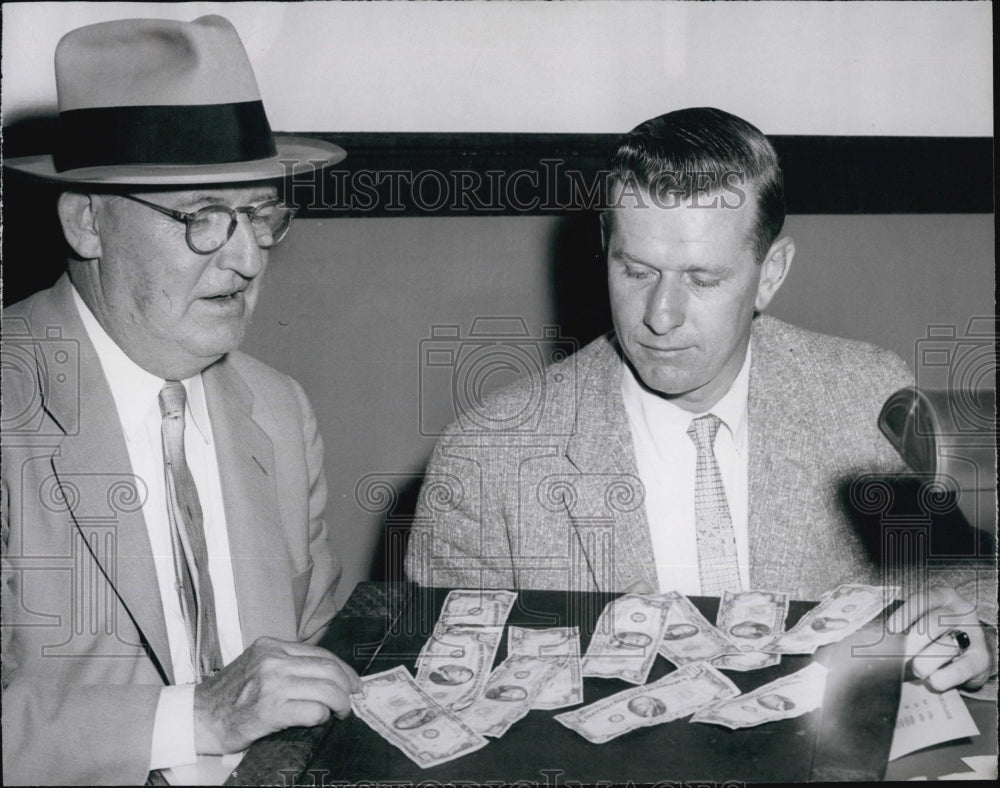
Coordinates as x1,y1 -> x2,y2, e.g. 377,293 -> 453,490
936,753 -> 1000,781
888,681 -> 980,761
162,752 -> 245,784
937,771 -> 993,780
961,755 -> 998,777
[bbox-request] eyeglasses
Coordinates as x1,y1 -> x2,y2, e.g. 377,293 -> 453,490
119,194 -> 297,254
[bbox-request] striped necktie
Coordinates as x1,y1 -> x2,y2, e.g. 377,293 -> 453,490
687,413 -> 742,596
159,380 -> 223,681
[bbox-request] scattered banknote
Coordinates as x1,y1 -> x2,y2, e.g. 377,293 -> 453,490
351,665 -> 488,768
763,584 -> 901,655
712,590 -> 789,671
411,589 -> 517,711
691,662 -> 828,729
554,662 -> 741,743
582,594 -> 672,684
507,626 -> 583,709
415,625 -> 503,711
458,654 -> 566,737
656,591 -> 741,667
437,589 -> 517,628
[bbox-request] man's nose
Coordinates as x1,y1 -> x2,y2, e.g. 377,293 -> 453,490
217,214 -> 265,277
644,274 -> 686,334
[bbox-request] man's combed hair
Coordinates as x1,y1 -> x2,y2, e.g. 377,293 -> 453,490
608,107 -> 786,263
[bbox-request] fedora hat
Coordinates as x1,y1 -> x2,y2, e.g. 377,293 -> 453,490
3,15 -> 345,186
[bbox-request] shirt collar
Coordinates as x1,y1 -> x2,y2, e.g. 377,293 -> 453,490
621,339 -> 752,454
711,340 -> 751,454
70,284 -> 212,444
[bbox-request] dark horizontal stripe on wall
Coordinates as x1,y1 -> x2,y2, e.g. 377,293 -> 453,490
284,133 -> 993,217
2,121 -> 992,215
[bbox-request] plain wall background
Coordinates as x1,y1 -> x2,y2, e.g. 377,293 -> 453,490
244,214 -> 994,603
2,1 -> 994,606
2,1 -> 993,135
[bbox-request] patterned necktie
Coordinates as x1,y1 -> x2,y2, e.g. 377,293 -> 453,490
687,414 -> 742,596
159,381 -> 222,681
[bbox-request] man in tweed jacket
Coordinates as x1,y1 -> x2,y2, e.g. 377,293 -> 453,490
406,108 -> 995,696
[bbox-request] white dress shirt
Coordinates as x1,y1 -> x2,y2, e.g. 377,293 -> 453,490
622,342 -> 752,595
72,287 -> 244,771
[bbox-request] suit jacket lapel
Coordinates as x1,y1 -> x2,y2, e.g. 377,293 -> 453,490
565,337 -> 657,593
747,317 -> 819,593
203,360 -> 296,646
35,276 -> 173,682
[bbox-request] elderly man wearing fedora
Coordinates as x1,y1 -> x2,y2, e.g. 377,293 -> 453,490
3,16 -> 356,785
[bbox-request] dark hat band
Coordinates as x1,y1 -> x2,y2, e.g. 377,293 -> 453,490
54,100 -> 277,172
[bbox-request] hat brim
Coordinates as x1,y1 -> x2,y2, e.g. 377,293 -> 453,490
2,135 -> 345,186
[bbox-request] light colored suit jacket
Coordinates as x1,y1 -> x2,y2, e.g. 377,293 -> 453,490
1,275 -> 341,785
405,315 -> 941,597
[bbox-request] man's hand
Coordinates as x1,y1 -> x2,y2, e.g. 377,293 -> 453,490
888,586 -> 996,693
193,636 -> 361,755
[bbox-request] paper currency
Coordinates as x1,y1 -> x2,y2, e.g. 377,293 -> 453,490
656,591 -> 741,667
712,590 -> 789,671
507,626 -> 583,709
691,662 -> 828,729
554,662 -> 741,743
763,584 -> 901,655
582,594 -> 672,684
458,654 -> 566,737
411,589 -> 516,711
437,589 -> 517,628
351,666 -> 488,768
415,625 -> 504,711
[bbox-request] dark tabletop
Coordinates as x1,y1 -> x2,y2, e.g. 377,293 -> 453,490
226,582 -> 939,785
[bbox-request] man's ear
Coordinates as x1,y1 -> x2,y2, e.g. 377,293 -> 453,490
57,192 -> 103,260
755,235 -> 795,312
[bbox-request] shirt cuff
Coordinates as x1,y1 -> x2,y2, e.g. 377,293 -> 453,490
149,684 -> 197,771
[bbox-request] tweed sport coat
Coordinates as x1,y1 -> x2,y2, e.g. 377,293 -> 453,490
405,314 -> 934,598
1,275 -> 341,785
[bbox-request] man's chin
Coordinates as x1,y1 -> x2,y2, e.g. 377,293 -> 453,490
175,331 -> 246,373
634,368 -> 717,409
189,319 -> 249,354
193,341 -> 240,365
631,362 -> 694,398
643,379 -> 695,401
